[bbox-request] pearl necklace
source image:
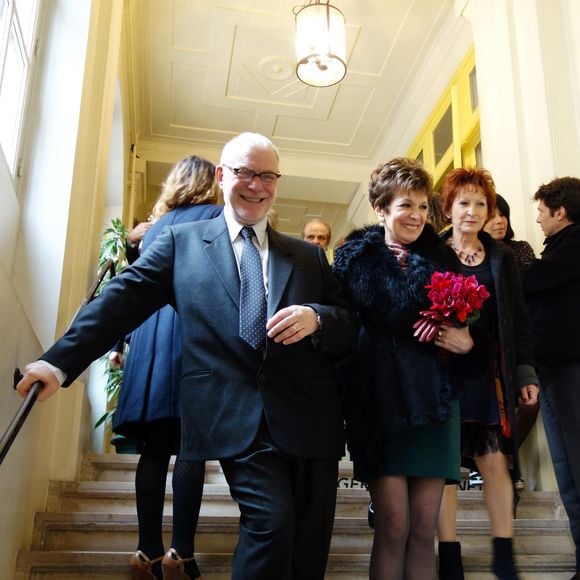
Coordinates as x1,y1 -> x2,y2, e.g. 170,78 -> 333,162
449,241 -> 484,265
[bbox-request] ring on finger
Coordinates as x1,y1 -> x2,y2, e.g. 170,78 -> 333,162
437,330 -> 442,338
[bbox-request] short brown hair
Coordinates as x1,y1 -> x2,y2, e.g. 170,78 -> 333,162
440,167 -> 496,219
368,157 -> 433,211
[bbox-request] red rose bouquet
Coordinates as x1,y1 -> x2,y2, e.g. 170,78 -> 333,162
413,271 -> 490,342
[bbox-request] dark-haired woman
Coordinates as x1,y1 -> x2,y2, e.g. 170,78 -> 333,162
484,194 -> 539,472
484,194 -> 535,272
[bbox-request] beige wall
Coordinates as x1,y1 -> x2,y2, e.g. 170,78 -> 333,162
0,0 -> 124,575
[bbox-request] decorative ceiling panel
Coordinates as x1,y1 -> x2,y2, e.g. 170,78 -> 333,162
129,0 -> 460,242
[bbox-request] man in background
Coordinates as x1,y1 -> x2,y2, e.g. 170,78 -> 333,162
302,217 -> 332,252
522,176 -> 580,580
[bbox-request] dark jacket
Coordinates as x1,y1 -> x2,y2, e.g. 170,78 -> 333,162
41,213 -> 356,461
441,230 -> 538,400
113,203 -> 223,441
522,223 -> 580,364
441,228 -> 537,480
333,225 -> 486,462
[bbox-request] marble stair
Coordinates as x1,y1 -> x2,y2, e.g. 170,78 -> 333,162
14,453 -> 577,579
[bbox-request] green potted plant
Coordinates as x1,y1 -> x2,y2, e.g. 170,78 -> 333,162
93,218 -> 138,452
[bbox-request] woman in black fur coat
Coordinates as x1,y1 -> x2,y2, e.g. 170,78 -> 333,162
333,158 -> 478,580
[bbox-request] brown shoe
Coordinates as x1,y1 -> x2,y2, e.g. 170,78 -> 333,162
161,548 -> 203,580
129,550 -> 163,579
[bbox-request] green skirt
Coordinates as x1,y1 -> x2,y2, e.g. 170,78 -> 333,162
367,398 -> 461,482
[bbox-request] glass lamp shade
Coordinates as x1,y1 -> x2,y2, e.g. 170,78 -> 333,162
295,2 -> 346,87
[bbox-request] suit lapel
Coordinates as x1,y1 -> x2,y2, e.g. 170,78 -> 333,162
267,230 -> 294,318
203,214 -> 240,308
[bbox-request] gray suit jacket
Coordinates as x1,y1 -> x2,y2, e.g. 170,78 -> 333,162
42,214 -> 356,460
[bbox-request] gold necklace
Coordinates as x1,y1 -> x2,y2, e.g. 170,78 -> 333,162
450,241 -> 484,265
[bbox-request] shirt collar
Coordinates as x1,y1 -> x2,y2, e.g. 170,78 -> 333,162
224,205 -> 269,247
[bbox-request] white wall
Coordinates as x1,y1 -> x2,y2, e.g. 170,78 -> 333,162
0,0 -> 124,574
459,0 -> 580,255
0,0 -> 94,571
13,0 -> 94,350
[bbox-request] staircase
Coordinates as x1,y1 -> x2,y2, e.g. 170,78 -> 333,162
14,453 -> 576,579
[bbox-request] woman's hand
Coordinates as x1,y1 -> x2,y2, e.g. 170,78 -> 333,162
127,221 -> 152,247
412,316 -> 441,342
434,324 -> 474,354
108,351 -> 124,369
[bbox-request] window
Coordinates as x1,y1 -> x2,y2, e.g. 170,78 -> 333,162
0,0 -> 41,174
408,47 -> 481,185
433,105 -> 453,165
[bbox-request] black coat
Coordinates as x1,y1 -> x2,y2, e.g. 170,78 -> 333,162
522,223 -> 580,364
440,230 -> 538,475
441,230 -> 537,399
333,225 -> 484,461
113,203 -> 223,441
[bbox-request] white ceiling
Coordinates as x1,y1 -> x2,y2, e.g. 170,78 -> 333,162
126,0 -> 463,241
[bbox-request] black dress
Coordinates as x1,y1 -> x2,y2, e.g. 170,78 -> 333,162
456,258 -> 514,465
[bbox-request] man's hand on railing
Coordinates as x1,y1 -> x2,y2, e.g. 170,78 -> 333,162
16,362 -> 61,401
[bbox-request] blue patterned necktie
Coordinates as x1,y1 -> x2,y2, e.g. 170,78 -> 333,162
239,226 -> 267,350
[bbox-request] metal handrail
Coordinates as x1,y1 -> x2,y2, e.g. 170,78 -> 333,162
0,259 -> 117,466
0,381 -> 42,465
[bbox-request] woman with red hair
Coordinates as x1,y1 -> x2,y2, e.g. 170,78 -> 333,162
436,168 -> 539,580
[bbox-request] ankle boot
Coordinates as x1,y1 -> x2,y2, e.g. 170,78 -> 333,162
492,537 -> 519,579
438,541 -> 465,580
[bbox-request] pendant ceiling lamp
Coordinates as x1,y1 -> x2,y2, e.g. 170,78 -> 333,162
293,0 -> 347,87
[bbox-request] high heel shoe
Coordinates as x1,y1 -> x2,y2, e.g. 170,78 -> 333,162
129,550 -> 163,580
161,548 -> 203,580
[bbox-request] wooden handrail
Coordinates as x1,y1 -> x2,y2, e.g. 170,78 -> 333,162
0,259 -> 118,466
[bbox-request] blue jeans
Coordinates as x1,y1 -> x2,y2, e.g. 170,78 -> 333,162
539,362 -> 580,571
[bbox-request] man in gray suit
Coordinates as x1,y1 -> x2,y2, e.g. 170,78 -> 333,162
17,132 -> 356,580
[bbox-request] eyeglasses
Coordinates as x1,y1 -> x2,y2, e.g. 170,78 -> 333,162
223,165 -> 281,186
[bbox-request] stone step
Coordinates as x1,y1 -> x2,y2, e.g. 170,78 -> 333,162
31,511 -> 574,555
48,482 -> 241,517
15,550 -> 576,579
81,454 -> 228,484
82,453 -> 363,485
50,480 -> 567,523
20,453 -> 574,579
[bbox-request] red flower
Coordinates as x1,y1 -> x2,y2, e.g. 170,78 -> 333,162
413,271 -> 490,342
425,271 -> 490,326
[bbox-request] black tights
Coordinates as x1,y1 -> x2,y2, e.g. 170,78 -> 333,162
170,458 -> 206,557
135,446 -> 172,559
133,428 -> 205,579
369,475 -> 444,580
